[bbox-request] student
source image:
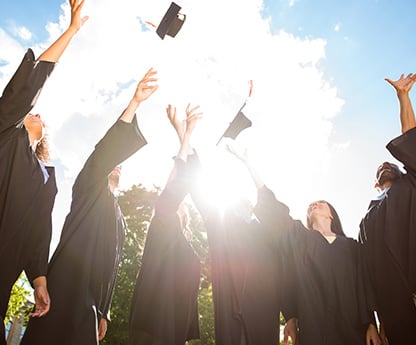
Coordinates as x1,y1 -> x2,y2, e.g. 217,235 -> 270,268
186,144 -> 286,345
0,1 -> 87,343
227,148 -> 380,345
21,68 -> 159,345
129,104 -> 203,345
359,73 -> 416,345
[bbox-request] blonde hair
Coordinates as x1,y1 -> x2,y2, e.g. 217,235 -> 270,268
35,134 -> 50,162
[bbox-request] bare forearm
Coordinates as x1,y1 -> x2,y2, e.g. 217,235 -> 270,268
177,132 -> 191,161
32,276 -> 47,288
245,161 -> 265,189
120,99 -> 141,123
398,91 -> 416,133
38,27 -> 79,62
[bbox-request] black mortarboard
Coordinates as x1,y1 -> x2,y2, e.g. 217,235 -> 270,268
217,105 -> 252,145
156,2 -> 186,39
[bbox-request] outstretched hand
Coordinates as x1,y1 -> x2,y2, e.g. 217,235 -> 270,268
69,0 -> 89,31
167,104 -> 185,142
385,73 -> 416,94
133,68 -> 159,104
184,103 -> 203,137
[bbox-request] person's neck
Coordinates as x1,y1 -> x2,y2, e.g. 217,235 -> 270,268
109,183 -> 116,194
379,181 -> 393,192
311,217 -> 334,236
28,133 -> 38,152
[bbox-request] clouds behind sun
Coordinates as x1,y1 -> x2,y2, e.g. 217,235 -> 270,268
1,0 -> 351,248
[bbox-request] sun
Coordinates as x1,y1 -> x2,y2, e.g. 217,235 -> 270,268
193,146 -> 257,212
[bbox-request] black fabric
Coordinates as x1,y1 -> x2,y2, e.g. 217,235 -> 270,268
359,127 -> 416,345
256,188 -> 374,345
0,49 -> 55,343
189,155 -> 281,345
21,117 -> 147,345
129,159 -> 201,345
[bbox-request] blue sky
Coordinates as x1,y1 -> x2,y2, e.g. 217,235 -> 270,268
1,0 -> 415,245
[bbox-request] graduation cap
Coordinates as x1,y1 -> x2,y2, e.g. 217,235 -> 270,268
156,2 -> 186,39
216,104 -> 252,145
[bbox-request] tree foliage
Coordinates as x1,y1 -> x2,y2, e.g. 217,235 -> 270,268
102,184 -> 158,345
5,273 -> 32,325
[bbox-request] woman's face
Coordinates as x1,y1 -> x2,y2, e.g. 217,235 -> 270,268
24,113 -> 45,141
307,200 -> 332,222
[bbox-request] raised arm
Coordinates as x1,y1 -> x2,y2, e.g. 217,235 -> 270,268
166,103 -> 203,167
38,0 -> 88,62
225,143 -> 264,189
120,68 -> 159,123
156,104 -> 203,214
73,69 -> 159,193
385,73 -> 416,134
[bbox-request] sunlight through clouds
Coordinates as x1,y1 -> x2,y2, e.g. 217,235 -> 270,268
0,0 -> 345,245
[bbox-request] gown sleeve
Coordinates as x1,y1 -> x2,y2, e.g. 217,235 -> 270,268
0,49 -> 55,133
387,127 -> 416,177
73,115 -> 147,194
155,158 -> 191,216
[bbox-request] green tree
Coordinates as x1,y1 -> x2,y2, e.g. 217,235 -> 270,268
5,273 -> 32,325
102,184 -> 158,345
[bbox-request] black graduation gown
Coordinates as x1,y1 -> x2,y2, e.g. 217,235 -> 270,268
0,49 -> 56,342
21,117 -> 147,345
128,159 -> 201,345
359,127 -> 416,344
256,188 -> 374,345
189,156 -> 281,345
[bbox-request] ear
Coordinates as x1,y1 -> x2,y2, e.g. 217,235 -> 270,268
374,180 -> 380,190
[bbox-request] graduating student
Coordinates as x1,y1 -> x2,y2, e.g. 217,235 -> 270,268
278,199 -> 380,345
187,144 -> 285,345
21,68 -> 159,345
128,104 -> 202,345
216,146 -> 379,345
0,1 -> 87,343
359,73 -> 416,345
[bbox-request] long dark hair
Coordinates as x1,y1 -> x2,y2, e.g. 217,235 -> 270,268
306,200 -> 345,236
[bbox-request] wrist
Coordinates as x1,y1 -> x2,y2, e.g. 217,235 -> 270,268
33,276 -> 47,289
397,89 -> 410,98
129,98 -> 141,110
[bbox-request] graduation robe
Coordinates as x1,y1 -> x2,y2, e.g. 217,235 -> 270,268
359,127 -> 416,344
257,189 -> 375,345
129,158 -> 201,345
189,156 -> 282,345
21,117 -> 147,345
0,49 -> 56,343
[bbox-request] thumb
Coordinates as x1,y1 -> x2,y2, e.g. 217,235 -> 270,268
384,78 -> 394,86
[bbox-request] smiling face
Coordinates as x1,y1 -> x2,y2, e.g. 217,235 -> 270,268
24,113 -> 45,142
375,162 -> 402,188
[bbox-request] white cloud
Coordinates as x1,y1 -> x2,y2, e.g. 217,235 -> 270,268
16,26 -> 32,41
0,0 -> 346,245
334,23 -> 341,32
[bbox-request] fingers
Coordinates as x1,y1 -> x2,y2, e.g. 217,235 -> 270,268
283,333 -> 288,345
31,285 -> 51,318
384,78 -> 393,86
98,319 -> 107,341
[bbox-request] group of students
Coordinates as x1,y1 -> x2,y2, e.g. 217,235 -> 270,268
1,1 -> 416,345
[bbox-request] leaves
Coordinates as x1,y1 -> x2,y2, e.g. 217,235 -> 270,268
5,273 -> 32,326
